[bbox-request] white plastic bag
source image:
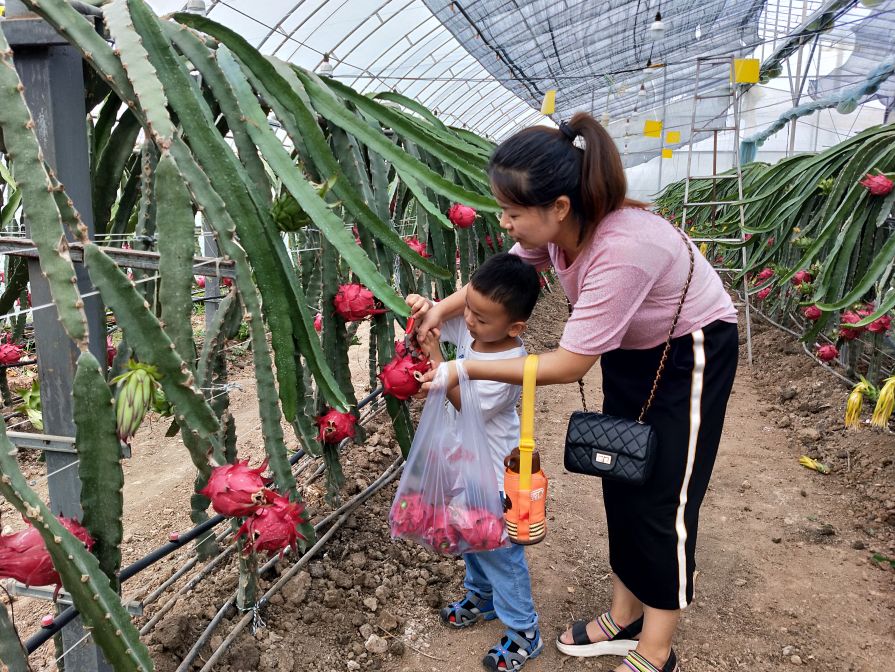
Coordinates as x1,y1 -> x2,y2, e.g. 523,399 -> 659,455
389,361 -> 508,556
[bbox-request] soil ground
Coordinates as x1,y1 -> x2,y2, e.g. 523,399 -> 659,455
3,288 -> 894,672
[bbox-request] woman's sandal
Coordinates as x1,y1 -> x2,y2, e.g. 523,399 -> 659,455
482,627 -> 543,671
439,591 -> 497,629
614,648 -> 678,672
555,612 -> 643,657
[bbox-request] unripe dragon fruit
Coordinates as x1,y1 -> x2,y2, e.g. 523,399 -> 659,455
333,283 -> 387,322
236,494 -> 307,557
200,459 -> 273,517
316,408 -> 357,445
112,361 -> 160,442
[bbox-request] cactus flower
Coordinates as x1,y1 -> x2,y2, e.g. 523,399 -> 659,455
867,314 -> 891,334
235,494 -> 307,557
755,287 -> 772,301
756,267 -> 774,281
112,362 -> 160,442
0,342 -> 23,366
316,408 -> 357,445
871,376 -> 895,429
314,313 -> 323,333
845,379 -> 871,430
859,172 -> 894,196
839,311 -> 865,340
803,305 -> 822,321
200,459 -> 273,517
195,276 -> 206,289
816,344 -> 839,362
404,236 -> 430,258
791,270 -> 812,286
0,518 -> 93,589
333,283 -> 387,322
448,204 -> 476,228
378,354 -> 430,400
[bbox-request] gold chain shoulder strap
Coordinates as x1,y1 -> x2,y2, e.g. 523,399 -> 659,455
637,226 -> 696,423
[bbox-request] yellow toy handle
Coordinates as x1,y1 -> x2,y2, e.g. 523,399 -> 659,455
518,355 -> 538,490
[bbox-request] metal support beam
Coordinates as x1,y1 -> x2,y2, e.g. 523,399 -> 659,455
3,1 -> 111,668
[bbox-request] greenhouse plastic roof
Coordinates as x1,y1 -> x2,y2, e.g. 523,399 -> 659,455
144,0 -> 895,145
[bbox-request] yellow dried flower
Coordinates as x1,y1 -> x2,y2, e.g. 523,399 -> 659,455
871,376 -> 895,429
845,380 -> 870,430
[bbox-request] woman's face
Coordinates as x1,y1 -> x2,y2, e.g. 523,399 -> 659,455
494,195 -> 572,249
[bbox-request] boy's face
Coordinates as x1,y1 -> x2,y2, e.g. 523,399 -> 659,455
464,286 -> 526,343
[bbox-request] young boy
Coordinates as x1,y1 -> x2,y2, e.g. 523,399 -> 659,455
406,253 -> 543,672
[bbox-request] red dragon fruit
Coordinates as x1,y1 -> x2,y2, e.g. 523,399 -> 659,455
803,305 -> 822,321
755,287 -> 772,301
452,507 -> 506,552
333,283 -> 387,322
839,311 -> 865,341
424,508 -> 460,555
816,344 -> 839,362
756,267 -> 775,282
106,336 -> 116,368
859,172 -> 894,196
390,492 -> 433,537
378,354 -> 430,400
314,313 -> 323,333
199,459 -> 273,517
0,342 -> 23,366
791,270 -> 812,286
195,276 -> 206,289
0,518 -> 93,590
316,408 -> 357,444
867,314 -> 892,334
404,236 -> 431,258
235,494 -> 306,557
448,204 -> 476,229
221,277 -> 233,288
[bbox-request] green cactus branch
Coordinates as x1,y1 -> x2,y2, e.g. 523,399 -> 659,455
0,425 -> 153,671
74,351 -> 124,590
0,600 -> 32,672
0,32 -> 89,349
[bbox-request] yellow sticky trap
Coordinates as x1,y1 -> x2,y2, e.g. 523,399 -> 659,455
733,58 -> 760,84
666,130 -> 681,144
643,120 -> 663,137
661,148 -> 673,159
541,89 -> 556,115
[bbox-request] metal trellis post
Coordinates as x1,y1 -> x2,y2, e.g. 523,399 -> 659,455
3,2 -> 112,669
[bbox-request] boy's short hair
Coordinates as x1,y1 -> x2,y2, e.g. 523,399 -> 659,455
470,253 -> 540,322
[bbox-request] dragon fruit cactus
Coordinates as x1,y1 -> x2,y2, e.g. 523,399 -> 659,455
316,408 -> 357,444
333,283 -> 387,322
378,354 -> 430,400
236,494 -> 307,557
200,459 -> 273,517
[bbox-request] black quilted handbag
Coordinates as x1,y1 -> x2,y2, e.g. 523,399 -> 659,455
563,227 -> 695,486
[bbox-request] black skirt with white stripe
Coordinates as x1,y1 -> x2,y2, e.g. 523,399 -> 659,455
600,319 -> 739,610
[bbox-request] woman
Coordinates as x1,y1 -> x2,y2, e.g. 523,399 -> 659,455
414,112 -> 739,672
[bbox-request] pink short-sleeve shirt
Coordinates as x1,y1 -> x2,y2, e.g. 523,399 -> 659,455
510,208 -> 737,355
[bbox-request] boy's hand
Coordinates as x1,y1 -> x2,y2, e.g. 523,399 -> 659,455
405,294 -> 432,321
418,328 -> 443,364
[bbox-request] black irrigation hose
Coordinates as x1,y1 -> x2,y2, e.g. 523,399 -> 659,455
24,449 -> 307,653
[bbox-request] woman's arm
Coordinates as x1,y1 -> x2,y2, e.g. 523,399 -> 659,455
420,346 -> 599,393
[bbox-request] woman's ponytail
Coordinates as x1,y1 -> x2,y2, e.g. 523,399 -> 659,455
489,112 -> 645,244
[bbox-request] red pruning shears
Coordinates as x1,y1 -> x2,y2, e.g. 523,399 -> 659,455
403,316 -> 424,361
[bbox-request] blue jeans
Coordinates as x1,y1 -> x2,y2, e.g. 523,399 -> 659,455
463,542 -> 538,632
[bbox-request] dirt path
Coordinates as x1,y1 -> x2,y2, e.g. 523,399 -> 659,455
4,292 -> 894,672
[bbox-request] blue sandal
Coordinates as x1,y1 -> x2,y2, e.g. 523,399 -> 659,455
439,591 -> 497,628
482,627 -> 543,671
